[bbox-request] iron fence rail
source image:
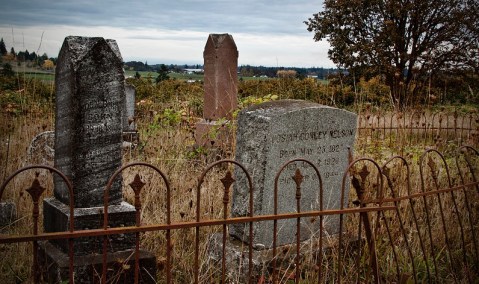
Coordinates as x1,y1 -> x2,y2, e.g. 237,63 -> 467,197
357,110 -> 479,148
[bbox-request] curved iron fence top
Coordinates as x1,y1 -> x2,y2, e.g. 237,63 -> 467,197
102,162 -> 171,229
0,165 -> 75,232
342,157 -> 385,208
273,158 -> 323,214
195,159 -> 254,221
419,148 -> 453,192
382,155 -> 413,198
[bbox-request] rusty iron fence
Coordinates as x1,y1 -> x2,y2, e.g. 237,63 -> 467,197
357,110 -> 479,153
0,146 -> 478,283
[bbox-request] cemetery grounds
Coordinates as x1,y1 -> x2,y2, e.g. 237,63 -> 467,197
0,75 -> 479,283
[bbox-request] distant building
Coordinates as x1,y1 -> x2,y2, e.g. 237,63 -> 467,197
184,68 -> 204,74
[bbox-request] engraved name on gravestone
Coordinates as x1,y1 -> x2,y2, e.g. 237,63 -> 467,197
231,100 -> 357,247
53,36 -> 124,208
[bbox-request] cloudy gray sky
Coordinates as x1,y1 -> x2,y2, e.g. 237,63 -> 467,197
0,0 -> 333,67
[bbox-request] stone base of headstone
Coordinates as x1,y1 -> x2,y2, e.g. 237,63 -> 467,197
208,233 -> 306,282
39,241 -> 157,283
209,233 -> 321,282
195,119 -> 234,148
207,233 -> 267,282
0,201 -> 16,226
43,197 -> 137,254
208,233 -> 364,282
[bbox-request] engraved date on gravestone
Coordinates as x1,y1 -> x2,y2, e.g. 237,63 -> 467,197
273,127 -> 355,184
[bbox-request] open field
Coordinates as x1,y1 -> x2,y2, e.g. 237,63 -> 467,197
124,70 -> 277,82
6,63 -> 300,83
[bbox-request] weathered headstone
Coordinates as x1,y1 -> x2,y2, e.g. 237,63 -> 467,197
41,36 -> 155,283
123,83 -> 136,132
202,33 -> 238,120
122,83 -> 139,144
195,33 -> 238,147
230,100 -> 357,247
52,36 -> 124,208
27,131 -> 55,166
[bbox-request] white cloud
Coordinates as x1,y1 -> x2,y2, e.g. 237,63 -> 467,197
0,1 -> 334,67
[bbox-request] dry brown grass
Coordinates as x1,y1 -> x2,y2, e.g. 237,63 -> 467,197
0,102 -> 478,282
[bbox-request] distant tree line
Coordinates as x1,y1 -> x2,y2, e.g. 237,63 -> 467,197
238,65 -> 339,79
0,37 -> 57,67
124,60 -> 338,79
124,61 -> 204,72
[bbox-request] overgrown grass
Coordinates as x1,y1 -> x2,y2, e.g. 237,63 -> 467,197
0,74 -> 478,282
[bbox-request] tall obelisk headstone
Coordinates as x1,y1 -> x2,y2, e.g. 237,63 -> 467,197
53,36 -> 124,207
230,100 -> 357,247
195,33 -> 238,147
42,36 -> 155,283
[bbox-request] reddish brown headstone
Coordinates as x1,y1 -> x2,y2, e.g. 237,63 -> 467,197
195,34 -> 238,147
203,33 -> 238,120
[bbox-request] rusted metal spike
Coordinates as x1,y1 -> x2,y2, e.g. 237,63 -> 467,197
26,174 -> 46,203
382,166 -> 390,178
292,169 -> 304,200
427,156 -> 437,173
427,156 -> 438,181
351,176 -> 362,193
221,171 -> 235,205
129,174 -> 146,195
292,169 -> 304,188
359,165 -> 370,182
348,147 -> 353,165
220,171 -> 235,191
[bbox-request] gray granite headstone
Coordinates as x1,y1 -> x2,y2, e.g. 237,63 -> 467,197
53,36 -> 124,208
230,100 -> 357,248
27,131 -> 55,166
